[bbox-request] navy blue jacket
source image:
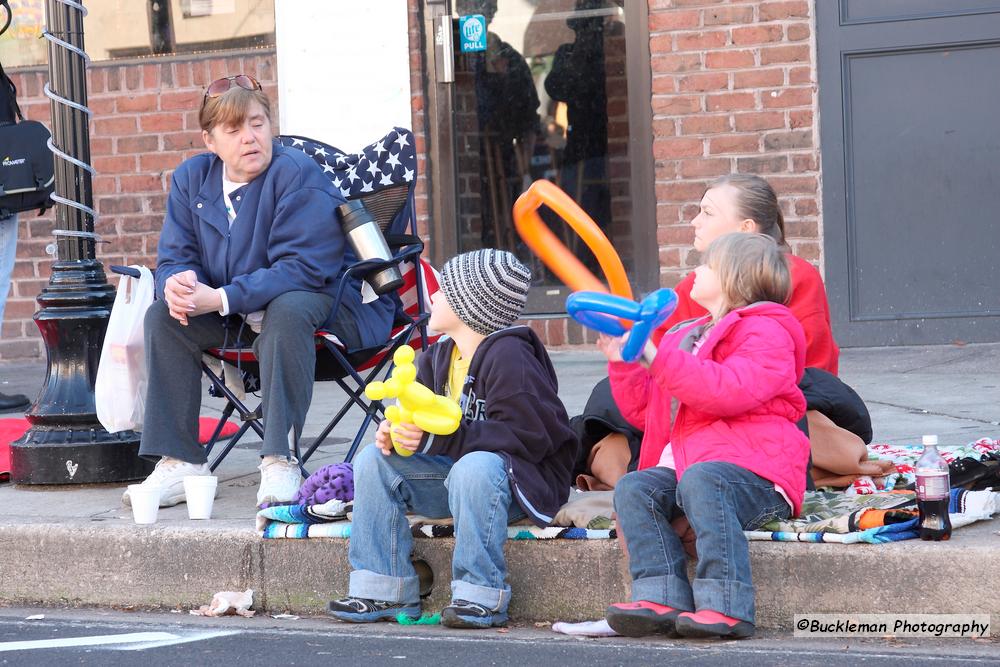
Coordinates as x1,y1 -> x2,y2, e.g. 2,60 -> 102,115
416,326 -> 580,527
155,141 -> 395,349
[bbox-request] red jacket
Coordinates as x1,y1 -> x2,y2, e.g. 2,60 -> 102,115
653,254 -> 839,376
609,302 -> 811,516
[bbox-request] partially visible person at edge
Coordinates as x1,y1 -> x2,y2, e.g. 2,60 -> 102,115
122,74 -> 394,510
0,61 -> 31,412
0,209 -> 27,412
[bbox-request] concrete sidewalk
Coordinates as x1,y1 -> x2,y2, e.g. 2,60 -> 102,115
0,342 -> 998,630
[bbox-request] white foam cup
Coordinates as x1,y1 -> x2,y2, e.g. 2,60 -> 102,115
183,475 -> 218,520
128,484 -> 161,525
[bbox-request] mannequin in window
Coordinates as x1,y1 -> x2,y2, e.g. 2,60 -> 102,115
544,0 -> 612,243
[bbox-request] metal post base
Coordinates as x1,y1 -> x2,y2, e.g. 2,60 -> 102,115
11,431 -> 152,484
10,257 -> 152,485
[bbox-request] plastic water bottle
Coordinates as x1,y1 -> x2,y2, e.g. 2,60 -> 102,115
915,435 -> 952,541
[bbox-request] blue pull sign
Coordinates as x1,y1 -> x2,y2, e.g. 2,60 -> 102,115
459,14 -> 487,53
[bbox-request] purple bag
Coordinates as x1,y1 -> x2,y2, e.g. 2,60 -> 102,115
294,462 -> 354,505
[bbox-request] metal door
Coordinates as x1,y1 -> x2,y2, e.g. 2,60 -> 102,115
817,1 -> 1000,345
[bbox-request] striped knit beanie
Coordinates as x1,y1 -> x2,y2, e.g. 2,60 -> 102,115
440,249 -> 532,336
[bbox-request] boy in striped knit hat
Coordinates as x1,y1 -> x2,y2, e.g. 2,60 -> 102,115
329,249 -> 579,629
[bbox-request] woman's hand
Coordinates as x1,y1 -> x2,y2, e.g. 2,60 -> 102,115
596,333 -> 625,363
164,271 -> 223,324
188,282 -> 223,317
164,270 -> 198,325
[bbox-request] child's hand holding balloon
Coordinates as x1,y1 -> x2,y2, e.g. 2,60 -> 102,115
596,334 -> 624,363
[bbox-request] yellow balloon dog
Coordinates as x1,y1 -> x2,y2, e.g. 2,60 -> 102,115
365,346 -> 463,456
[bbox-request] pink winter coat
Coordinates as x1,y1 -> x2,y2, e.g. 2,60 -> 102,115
608,301 -> 811,516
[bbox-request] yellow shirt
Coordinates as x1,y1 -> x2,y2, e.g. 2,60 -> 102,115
447,345 -> 471,402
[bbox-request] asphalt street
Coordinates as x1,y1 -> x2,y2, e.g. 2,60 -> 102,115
0,608 -> 996,667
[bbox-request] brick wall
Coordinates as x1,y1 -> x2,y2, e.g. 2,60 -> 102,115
647,0 -> 820,287
3,51 -> 278,360
1,2 -> 821,358
406,0 -> 431,243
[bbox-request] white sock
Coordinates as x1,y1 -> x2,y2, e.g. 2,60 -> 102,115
551,619 -> 619,637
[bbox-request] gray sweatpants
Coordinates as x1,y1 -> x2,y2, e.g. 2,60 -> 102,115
138,290 -> 343,463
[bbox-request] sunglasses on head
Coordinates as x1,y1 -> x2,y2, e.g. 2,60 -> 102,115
203,74 -> 262,99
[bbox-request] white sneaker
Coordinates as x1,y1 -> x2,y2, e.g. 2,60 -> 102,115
257,455 -> 302,507
122,457 -> 211,507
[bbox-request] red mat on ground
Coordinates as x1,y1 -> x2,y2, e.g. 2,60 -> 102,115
0,417 -> 239,479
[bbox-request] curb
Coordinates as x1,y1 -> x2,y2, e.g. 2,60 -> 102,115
1,520 -> 997,632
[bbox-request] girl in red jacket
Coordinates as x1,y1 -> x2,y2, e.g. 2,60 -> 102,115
600,233 -> 811,640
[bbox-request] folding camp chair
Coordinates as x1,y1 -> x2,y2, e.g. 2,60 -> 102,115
200,128 -> 442,471
115,127 -> 441,472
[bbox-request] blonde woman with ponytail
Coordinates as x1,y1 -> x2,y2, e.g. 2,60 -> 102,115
656,174 -> 838,375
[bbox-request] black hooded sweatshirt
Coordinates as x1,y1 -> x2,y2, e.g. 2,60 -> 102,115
415,326 -> 580,527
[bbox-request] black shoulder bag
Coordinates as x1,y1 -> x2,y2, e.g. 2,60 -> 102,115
0,1 -> 55,219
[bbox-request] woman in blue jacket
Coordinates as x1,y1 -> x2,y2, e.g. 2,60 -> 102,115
122,75 -> 393,509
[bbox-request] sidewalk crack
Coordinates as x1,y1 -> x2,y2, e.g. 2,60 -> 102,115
865,399 -> 1000,426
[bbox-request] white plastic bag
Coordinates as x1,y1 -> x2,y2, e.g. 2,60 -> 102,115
96,266 -> 153,433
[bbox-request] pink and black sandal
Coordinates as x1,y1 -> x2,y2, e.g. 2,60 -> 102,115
605,600 -> 682,637
675,609 -> 755,639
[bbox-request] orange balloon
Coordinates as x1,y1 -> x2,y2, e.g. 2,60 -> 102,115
513,180 -> 633,300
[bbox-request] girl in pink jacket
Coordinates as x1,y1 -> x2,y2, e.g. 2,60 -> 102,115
599,233 -> 810,640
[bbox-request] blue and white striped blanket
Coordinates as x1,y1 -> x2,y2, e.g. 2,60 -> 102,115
256,500 -> 615,540
256,489 -> 998,542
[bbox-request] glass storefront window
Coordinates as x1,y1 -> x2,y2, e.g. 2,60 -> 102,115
449,0 -> 638,314
0,0 -> 275,68
0,0 -> 47,67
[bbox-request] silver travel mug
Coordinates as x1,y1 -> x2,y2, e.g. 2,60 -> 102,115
336,200 -> 404,295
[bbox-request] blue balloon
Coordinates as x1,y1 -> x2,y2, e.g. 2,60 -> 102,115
565,292 -> 633,337
566,289 -> 678,363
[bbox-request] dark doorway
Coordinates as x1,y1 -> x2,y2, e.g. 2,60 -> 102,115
817,1 -> 1000,346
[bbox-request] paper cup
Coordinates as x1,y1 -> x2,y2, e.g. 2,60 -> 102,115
129,484 -> 161,525
183,475 -> 218,520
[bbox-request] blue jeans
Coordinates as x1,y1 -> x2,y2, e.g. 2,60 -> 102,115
0,214 -> 18,325
613,462 -> 790,623
348,446 -> 526,612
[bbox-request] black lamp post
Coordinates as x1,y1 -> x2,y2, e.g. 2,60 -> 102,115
10,0 -> 151,484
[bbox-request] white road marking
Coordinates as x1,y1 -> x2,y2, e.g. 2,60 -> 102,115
0,629 -> 239,652
113,630 -> 239,651
0,632 -> 176,652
